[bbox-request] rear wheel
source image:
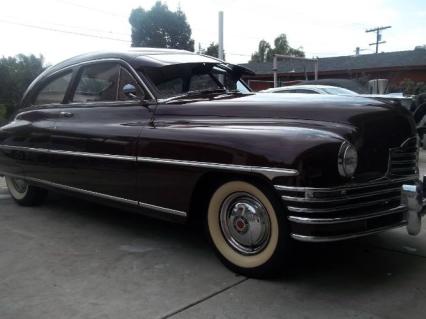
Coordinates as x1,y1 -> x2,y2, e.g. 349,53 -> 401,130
5,176 -> 47,206
206,180 -> 292,277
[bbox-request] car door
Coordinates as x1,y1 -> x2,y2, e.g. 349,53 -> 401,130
48,61 -> 152,202
0,70 -> 73,181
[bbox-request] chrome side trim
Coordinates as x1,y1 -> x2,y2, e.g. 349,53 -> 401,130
288,205 -> 406,224
0,172 -> 187,218
274,175 -> 418,193
137,156 -> 298,179
139,201 -> 187,217
49,149 -> 135,161
287,196 -> 401,213
0,145 -> 298,180
291,221 -> 407,242
0,145 -> 49,154
0,145 -> 135,161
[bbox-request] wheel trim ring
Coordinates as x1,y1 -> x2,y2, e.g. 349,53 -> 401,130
12,178 -> 28,193
219,192 -> 271,255
5,176 -> 29,200
208,181 -> 280,269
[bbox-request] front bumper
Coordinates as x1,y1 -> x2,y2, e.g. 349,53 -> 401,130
275,176 -> 426,242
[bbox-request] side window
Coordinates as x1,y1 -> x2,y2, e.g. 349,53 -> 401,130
118,68 -> 144,100
72,63 -> 119,103
189,74 -> 219,91
294,89 -> 319,94
34,72 -> 72,105
157,78 -> 183,97
275,90 -> 295,93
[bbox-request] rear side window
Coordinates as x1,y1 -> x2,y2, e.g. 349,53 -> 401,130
294,89 -> 319,94
34,72 -> 72,105
72,63 -> 119,103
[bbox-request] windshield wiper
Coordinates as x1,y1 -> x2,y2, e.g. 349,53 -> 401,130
164,88 -> 230,103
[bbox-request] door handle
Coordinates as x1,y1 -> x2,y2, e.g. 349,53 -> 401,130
59,111 -> 73,118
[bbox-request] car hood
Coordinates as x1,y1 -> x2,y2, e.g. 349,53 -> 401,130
160,93 -> 416,144
158,93 -> 417,181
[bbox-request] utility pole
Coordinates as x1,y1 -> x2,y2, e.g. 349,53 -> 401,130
218,11 -> 224,60
366,26 -> 391,53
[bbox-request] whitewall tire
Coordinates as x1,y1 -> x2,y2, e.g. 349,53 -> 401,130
207,180 -> 291,277
5,176 -> 47,206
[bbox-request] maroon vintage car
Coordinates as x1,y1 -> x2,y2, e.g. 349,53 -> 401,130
0,49 -> 425,277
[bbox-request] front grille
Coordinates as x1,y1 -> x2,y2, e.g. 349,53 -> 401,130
389,137 -> 418,177
274,136 -> 420,241
275,176 -> 418,241
276,177 -> 415,217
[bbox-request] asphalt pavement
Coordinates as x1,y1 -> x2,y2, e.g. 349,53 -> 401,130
1,156 -> 426,319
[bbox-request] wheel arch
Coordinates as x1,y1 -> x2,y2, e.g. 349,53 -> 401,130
187,170 -> 283,226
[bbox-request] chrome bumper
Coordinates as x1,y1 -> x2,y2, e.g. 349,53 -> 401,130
275,176 -> 426,242
401,182 -> 425,235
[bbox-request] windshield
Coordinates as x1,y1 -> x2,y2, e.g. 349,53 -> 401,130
139,63 -> 250,99
321,87 -> 359,95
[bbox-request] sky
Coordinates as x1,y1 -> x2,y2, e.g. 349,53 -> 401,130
0,0 -> 425,65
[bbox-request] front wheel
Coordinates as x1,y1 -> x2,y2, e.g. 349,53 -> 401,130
207,180 -> 292,278
5,176 -> 47,206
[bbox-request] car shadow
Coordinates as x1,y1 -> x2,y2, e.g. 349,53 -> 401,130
44,190 -> 425,290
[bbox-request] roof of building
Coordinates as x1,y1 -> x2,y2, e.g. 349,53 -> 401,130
240,48 -> 426,75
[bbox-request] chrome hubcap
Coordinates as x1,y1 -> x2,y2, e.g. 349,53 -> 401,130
12,178 -> 28,194
219,192 -> 271,255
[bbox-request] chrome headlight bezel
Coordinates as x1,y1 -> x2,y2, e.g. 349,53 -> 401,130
338,142 -> 358,178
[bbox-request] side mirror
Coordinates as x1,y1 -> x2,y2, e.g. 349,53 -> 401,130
122,83 -> 144,100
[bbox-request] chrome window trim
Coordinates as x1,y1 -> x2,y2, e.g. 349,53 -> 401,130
0,145 -> 299,180
0,172 -> 187,218
288,205 -> 406,225
35,58 -> 156,101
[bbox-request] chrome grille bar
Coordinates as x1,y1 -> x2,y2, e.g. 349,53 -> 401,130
287,195 -> 401,214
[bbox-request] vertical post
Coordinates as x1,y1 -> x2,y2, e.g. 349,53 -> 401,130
375,30 -> 379,54
273,55 -> 278,88
314,59 -> 319,80
218,11 -> 224,61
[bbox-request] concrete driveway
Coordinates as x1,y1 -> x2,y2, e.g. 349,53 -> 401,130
1,159 -> 426,319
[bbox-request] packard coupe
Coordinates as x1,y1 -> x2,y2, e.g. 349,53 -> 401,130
0,49 -> 424,277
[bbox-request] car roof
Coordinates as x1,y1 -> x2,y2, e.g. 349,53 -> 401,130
35,48 -> 255,87
44,48 -> 218,74
263,85 -> 340,92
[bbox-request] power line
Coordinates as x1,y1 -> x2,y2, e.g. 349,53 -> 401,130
366,26 -> 391,53
2,15 -> 130,37
0,19 -> 130,43
56,0 -> 128,19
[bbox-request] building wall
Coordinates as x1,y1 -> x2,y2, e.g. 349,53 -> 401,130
243,67 -> 426,92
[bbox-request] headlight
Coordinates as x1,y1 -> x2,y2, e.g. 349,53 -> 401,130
338,142 -> 358,178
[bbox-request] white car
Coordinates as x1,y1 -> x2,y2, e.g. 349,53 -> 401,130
260,85 -> 359,95
261,84 -> 414,110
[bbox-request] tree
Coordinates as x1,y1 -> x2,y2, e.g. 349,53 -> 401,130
250,34 -> 304,62
200,42 -> 225,60
272,34 -> 305,57
0,54 -> 45,120
129,1 -> 194,51
250,40 -> 272,63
